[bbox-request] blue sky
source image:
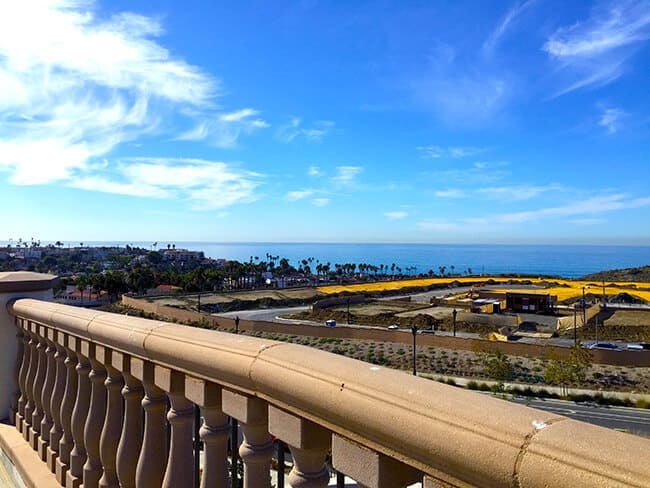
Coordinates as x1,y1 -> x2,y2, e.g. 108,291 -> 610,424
1,0 -> 649,244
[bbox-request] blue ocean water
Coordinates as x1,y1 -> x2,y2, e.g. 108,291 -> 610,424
77,242 -> 650,278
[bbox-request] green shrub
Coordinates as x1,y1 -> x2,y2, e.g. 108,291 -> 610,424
635,398 -> 650,409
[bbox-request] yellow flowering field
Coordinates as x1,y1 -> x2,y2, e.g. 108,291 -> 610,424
318,277 -> 650,302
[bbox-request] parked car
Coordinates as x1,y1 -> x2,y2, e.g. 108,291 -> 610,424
627,344 -> 644,351
588,342 -> 618,350
420,329 -> 435,334
387,324 -> 399,330
325,319 -> 336,327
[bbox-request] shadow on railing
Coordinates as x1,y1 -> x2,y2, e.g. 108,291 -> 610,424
5,297 -> 650,488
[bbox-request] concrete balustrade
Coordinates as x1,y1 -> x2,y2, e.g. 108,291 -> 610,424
2,273 -> 650,488
184,377 -> 230,488
113,353 -> 142,488
133,358 -> 167,488
97,347 -> 123,488
55,339 -> 77,484
67,339 -> 91,488
39,329 -> 57,459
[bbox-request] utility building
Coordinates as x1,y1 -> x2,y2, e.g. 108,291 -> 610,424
505,292 -> 556,314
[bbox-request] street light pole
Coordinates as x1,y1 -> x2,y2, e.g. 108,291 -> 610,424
235,315 -> 240,334
573,305 -> 577,347
452,309 -> 457,337
582,286 -> 588,327
411,325 -> 418,376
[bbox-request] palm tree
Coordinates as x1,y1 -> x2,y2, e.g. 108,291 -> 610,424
76,276 -> 88,305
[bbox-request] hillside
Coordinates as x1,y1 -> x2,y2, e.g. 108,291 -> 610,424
582,265 -> 650,283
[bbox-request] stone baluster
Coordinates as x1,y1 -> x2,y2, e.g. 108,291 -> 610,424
22,327 -> 38,442
67,339 -> 92,488
37,329 -> 57,461
83,343 -> 108,488
29,324 -> 47,450
268,406 -> 330,488
331,434 -> 421,488
223,390 -> 273,488
114,352 -> 143,488
132,358 -> 167,488
16,320 -> 30,433
55,336 -> 78,486
47,338 -> 67,472
185,376 -> 230,488
10,318 -> 24,426
155,367 -> 195,488
97,347 -> 124,488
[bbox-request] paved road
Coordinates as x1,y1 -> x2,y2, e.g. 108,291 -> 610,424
214,306 -> 313,323
213,306 -> 634,348
505,396 -> 650,436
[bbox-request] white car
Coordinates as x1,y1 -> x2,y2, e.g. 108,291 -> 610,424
387,324 -> 399,330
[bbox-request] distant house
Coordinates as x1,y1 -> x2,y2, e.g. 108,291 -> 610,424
505,292 -> 556,314
161,249 -> 205,263
55,286 -> 110,307
156,284 -> 182,294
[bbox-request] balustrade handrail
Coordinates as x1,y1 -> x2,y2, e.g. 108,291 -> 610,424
8,298 -> 650,488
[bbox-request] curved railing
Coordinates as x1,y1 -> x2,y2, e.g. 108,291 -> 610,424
7,298 -> 650,488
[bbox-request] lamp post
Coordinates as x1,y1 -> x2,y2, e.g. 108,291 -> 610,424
582,286 -> 589,327
235,315 -> 240,334
411,325 -> 418,376
573,304 -> 577,347
452,309 -> 457,337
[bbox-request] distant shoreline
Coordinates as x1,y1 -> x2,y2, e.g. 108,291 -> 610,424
8,241 -> 648,279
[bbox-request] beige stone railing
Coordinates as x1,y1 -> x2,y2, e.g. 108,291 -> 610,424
3,287 -> 650,486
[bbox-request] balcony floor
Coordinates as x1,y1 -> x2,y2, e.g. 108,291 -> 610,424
0,421 -> 59,488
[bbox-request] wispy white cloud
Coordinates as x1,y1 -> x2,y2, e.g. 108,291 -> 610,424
416,219 -> 465,232
477,184 -> 563,201
434,184 -> 561,201
417,145 -> 484,159
276,118 -> 335,143
422,161 -> 510,185
412,75 -> 511,125
434,189 -> 466,199
543,0 -> 650,96
308,165 -> 323,177
0,1 -> 242,192
177,108 -> 269,147
0,1 -> 267,213
495,194 -> 650,223
285,189 -> 314,201
568,218 -> 606,225
332,166 -> 363,185
311,198 -> 330,207
599,107 -> 626,133
482,0 -> 537,56
473,161 -> 510,169
385,211 -> 409,219
70,158 -> 263,209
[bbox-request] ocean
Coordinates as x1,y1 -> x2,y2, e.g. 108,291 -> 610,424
74,242 -> 650,278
